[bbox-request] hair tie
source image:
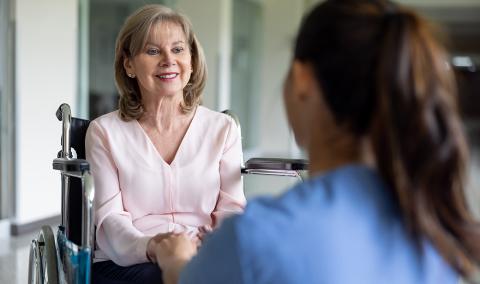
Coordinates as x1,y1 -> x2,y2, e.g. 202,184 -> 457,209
385,3 -> 397,16
383,3 -> 403,25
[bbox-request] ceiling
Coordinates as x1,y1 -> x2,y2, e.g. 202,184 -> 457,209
397,0 -> 480,7
306,0 -> 480,55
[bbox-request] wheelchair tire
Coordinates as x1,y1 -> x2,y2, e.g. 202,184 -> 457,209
36,226 -> 59,284
28,239 -> 42,284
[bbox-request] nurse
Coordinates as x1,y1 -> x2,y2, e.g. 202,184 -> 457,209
154,0 -> 480,283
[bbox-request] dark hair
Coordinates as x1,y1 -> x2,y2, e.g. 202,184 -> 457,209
295,0 -> 480,278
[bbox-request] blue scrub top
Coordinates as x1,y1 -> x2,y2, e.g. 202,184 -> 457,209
180,165 -> 457,284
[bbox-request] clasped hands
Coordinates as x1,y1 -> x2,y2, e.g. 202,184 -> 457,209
146,226 -> 212,283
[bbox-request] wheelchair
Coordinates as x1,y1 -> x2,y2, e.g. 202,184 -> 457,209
28,103 -> 307,284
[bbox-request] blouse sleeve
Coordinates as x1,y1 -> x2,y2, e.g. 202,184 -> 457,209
211,117 -> 247,227
85,120 -> 150,266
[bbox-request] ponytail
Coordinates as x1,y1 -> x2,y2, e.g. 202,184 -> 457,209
371,6 -> 480,275
372,8 -> 480,277
294,0 -> 480,278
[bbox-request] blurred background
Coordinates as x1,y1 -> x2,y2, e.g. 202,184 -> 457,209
0,0 -> 479,282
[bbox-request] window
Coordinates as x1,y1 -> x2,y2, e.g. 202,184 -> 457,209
79,0 -> 175,120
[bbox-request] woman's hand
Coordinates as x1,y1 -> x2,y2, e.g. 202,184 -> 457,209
197,225 -> 213,245
155,233 -> 198,284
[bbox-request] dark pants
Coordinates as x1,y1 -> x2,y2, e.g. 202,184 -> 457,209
92,260 -> 163,284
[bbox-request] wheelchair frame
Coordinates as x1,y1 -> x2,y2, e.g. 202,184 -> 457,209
28,103 -> 307,284
28,103 -> 94,284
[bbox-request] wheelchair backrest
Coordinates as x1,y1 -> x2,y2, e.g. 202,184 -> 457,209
69,118 -> 91,159
66,117 -> 91,246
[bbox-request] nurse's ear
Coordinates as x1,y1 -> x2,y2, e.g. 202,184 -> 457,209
291,60 -> 318,103
285,60 -> 325,149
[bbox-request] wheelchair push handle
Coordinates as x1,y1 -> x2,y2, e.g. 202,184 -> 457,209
56,103 -> 71,121
56,103 -> 72,158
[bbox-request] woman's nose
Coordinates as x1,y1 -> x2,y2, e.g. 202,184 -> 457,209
160,52 -> 175,67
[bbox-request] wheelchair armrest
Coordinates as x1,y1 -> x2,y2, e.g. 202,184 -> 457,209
242,158 -> 308,175
52,158 -> 90,173
243,158 -> 307,172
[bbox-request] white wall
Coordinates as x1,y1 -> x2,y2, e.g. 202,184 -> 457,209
14,0 -> 78,224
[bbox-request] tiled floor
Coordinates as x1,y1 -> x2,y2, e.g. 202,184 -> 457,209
0,230 -> 36,284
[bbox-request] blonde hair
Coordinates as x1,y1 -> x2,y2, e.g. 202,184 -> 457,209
114,4 -> 207,121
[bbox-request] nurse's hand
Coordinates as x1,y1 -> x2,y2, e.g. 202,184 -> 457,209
146,232 -> 173,263
155,233 -> 197,284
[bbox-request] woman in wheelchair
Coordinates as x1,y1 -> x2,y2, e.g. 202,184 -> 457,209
153,0 -> 480,284
85,4 -> 246,283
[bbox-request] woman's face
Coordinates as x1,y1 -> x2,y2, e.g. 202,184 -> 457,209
124,22 -> 192,99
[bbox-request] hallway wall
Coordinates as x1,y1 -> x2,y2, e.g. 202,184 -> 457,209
14,0 -> 78,225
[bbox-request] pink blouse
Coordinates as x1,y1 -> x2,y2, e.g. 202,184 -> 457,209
85,106 -> 246,266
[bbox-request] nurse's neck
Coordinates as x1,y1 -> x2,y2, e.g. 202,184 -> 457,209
307,132 -> 373,178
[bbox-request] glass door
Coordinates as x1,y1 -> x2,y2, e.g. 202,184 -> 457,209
230,0 -> 263,151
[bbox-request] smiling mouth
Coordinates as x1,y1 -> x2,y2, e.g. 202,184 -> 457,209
156,73 -> 179,79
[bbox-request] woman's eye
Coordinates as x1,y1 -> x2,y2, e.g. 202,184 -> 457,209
172,47 -> 184,54
146,48 -> 159,55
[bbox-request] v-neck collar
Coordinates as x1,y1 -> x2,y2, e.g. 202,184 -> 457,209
134,106 -> 201,167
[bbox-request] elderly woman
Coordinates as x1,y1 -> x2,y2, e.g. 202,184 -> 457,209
85,4 -> 246,283
154,0 -> 480,283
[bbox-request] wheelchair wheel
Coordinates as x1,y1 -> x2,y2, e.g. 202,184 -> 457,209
28,239 -> 41,284
28,226 -> 59,284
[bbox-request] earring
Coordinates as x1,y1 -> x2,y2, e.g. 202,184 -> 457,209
127,73 -> 135,78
